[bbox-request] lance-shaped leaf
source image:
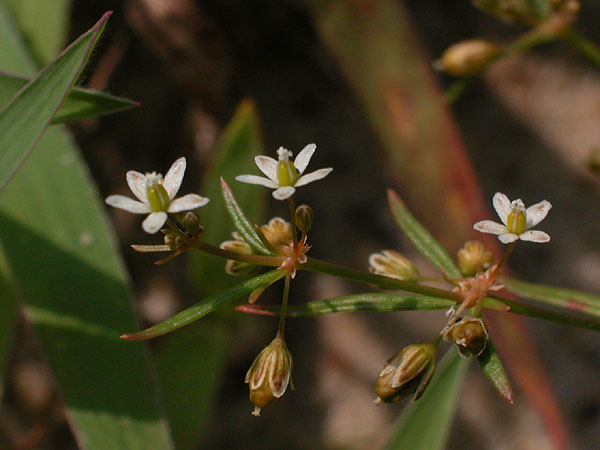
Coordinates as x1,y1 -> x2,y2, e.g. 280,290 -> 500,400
121,270 -> 284,340
504,276 -> 600,320
384,349 -> 469,450
0,12 -> 110,190
477,338 -> 513,403
387,190 -> 461,279
0,72 -> 138,123
236,293 -> 509,317
220,178 -> 274,256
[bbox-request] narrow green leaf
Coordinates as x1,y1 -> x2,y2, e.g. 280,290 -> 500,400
385,349 -> 469,450
505,276 -> 600,320
0,242 -> 18,401
3,0 -> 72,65
0,72 -> 138,123
220,177 -> 274,256
477,339 -> 513,403
387,190 -> 461,278
122,270 -> 284,340
0,11 -> 110,190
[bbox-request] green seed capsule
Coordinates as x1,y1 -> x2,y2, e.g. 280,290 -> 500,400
147,182 -> 170,212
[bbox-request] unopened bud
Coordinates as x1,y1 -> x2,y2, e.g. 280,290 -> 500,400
439,40 -> 499,76
245,333 -> 293,416
446,317 -> 489,358
457,241 -> 493,276
260,217 -> 293,249
374,343 -> 436,404
162,231 -> 181,250
295,204 -> 314,233
182,211 -> 202,236
368,250 -> 420,281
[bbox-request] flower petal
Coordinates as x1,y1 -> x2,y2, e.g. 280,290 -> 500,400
105,195 -> 150,214
235,174 -> 279,188
473,220 -> 507,235
492,192 -> 511,225
163,157 -> 186,199
272,186 -> 295,200
143,212 -> 168,234
519,230 -> 550,243
126,171 -> 147,203
168,193 -> 210,212
293,143 -> 316,174
295,167 -> 333,187
255,155 -> 278,181
526,200 -> 551,229
498,233 -> 519,244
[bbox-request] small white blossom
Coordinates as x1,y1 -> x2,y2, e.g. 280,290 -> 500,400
106,157 -> 209,234
474,192 -> 551,244
235,144 -> 332,200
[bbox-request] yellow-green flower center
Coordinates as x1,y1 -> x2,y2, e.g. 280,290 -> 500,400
147,180 -> 170,212
277,159 -> 298,186
507,210 -> 526,235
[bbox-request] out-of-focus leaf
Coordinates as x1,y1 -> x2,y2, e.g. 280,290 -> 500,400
0,12 -> 110,190
384,349 -> 469,450
236,292 -> 510,317
157,100 -> 268,450
0,7 -> 172,449
4,0 -> 72,64
0,72 -> 139,123
122,270 -> 284,341
221,178 -> 274,256
387,190 -> 461,278
0,242 -> 18,401
505,276 -> 600,320
478,338 -> 513,402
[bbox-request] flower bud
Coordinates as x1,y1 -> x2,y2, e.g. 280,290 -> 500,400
457,241 -> 493,277
245,333 -> 293,416
295,204 -> 314,233
182,211 -> 203,236
446,317 -> 489,358
368,250 -> 420,281
439,40 -> 499,76
374,343 -> 436,404
260,217 -> 293,249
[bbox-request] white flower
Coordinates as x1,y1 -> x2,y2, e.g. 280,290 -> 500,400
235,144 -> 332,200
106,157 -> 209,234
473,192 -> 551,244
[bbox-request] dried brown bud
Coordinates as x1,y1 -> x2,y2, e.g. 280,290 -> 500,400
374,343 -> 436,404
368,250 -> 420,281
446,317 -> 489,358
295,204 -> 314,233
457,240 -> 494,276
245,333 -> 293,416
439,40 -> 499,76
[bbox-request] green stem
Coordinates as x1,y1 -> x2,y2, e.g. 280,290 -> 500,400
196,241 -> 284,266
288,196 -> 298,246
303,257 -> 460,302
563,28 -> 600,69
278,274 -> 291,335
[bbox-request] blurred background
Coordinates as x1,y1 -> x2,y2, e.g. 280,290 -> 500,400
2,0 -> 600,448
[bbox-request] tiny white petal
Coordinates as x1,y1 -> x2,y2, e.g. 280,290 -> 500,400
143,212 -> 168,234
525,200 -> 552,229
255,156 -> 278,181
105,195 -> 150,214
294,143 -> 316,174
492,192 -> 511,226
126,171 -> 147,203
236,174 -> 279,188
498,233 -> 519,244
273,186 -> 295,200
295,167 -> 333,187
163,157 -> 186,199
168,193 -> 210,212
473,220 -> 507,235
519,230 -> 550,243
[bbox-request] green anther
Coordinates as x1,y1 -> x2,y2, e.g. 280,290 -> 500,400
147,182 -> 170,212
507,210 -> 526,235
277,159 -> 298,186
